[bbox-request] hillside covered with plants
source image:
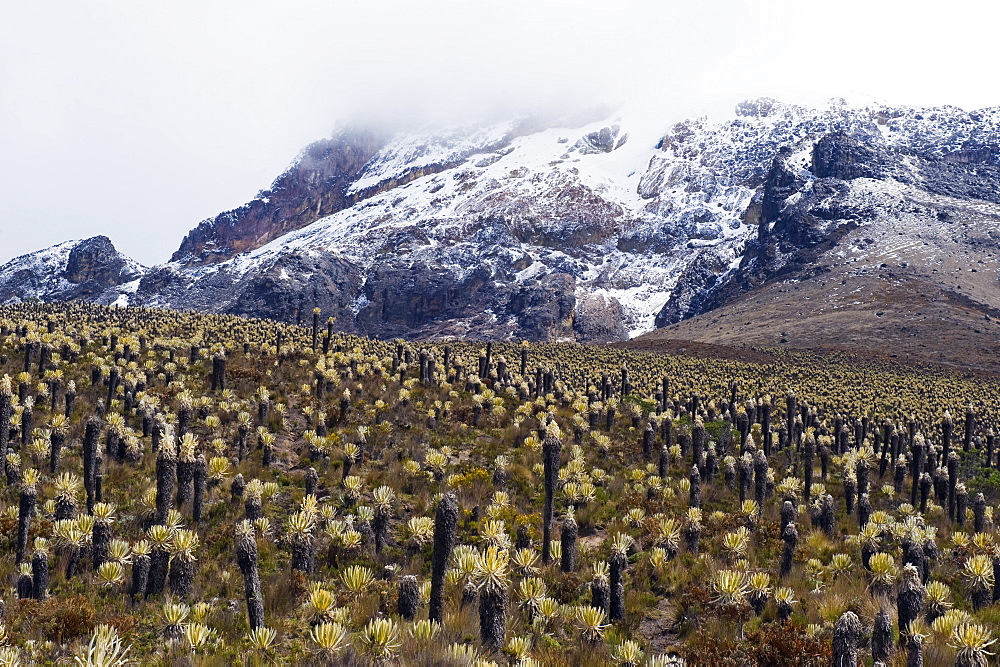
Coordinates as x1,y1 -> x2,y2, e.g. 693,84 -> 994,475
0,303 -> 997,665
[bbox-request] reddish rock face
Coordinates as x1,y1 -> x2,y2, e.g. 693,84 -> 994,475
171,128 -> 388,266
171,122 -> 525,268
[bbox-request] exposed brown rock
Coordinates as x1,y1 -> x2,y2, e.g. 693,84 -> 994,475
172,128 -> 387,266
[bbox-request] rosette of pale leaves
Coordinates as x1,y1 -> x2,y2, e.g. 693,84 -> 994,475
341,565 -> 375,597
774,586 -> 796,606
949,624 -> 996,667
829,553 -> 853,577
925,581 -> 953,617
245,627 -> 278,652
474,546 -> 510,595
505,635 -> 532,662
577,606 -> 609,644
184,622 -> 216,652
962,554 -> 994,590
401,517 -> 435,548
309,622 -> 349,657
931,610 -> 973,639
722,527 -> 751,561
655,518 -> 681,552
72,625 -> 131,667
408,619 -> 440,643
512,548 -> 539,577
867,552 -> 897,593
610,639 -> 644,667
304,588 -> 338,625
712,570 -> 749,607
97,561 -> 126,587
357,618 -> 400,661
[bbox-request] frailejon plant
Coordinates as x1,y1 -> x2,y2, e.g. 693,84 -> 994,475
897,564 -> 925,644
475,546 -> 510,652
357,617 -> 400,663
372,485 -> 395,555
429,493 -> 458,625
949,623 -> 996,667
397,575 -> 420,621
130,540 -> 151,603
155,428 -> 177,526
309,621 -> 348,662
872,607 -> 892,663
962,554 -> 994,610
541,421 -> 562,565
31,537 -> 49,601
832,611 -> 861,667
609,532 -> 632,622
15,468 -> 39,564
168,529 -> 199,599
73,624 -> 132,666
561,513 -> 578,573
236,520 -> 265,630
145,524 -> 173,598
0,303 -> 999,663
92,501 -> 116,571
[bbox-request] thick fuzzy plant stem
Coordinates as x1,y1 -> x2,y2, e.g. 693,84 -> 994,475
236,522 -> 265,630
429,493 -> 458,624
541,424 -> 562,565
832,611 -> 861,667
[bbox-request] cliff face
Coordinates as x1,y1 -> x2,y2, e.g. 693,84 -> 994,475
172,128 -> 388,265
64,236 -> 139,288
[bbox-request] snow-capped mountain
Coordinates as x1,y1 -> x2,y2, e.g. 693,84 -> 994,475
653,102 -> 1000,327
0,236 -> 145,306
6,98 -> 1000,346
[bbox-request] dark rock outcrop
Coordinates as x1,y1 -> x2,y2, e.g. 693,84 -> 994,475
357,261 -> 497,336
574,292 -> 628,341
760,150 -> 804,224
578,125 -> 628,154
0,237 -> 144,305
812,131 -> 891,180
657,134 -> 892,326
133,248 -> 621,342
224,254 -> 364,327
654,249 -> 732,326
65,236 -> 135,286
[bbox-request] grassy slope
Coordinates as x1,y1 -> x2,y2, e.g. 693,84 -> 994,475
0,303 -> 997,665
636,185 -> 1000,376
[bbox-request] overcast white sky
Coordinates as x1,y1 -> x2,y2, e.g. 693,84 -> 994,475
1,0 -> 996,266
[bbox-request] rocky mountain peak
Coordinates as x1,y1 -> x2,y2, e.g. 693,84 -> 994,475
140,99 -> 1000,342
6,98 -> 1000,350
0,236 -> 145,306
655,103 -> 1000,336
171,126 -> 389,267
65,235 -> 142,287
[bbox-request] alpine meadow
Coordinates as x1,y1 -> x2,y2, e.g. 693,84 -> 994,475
0,302 -> 995,664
